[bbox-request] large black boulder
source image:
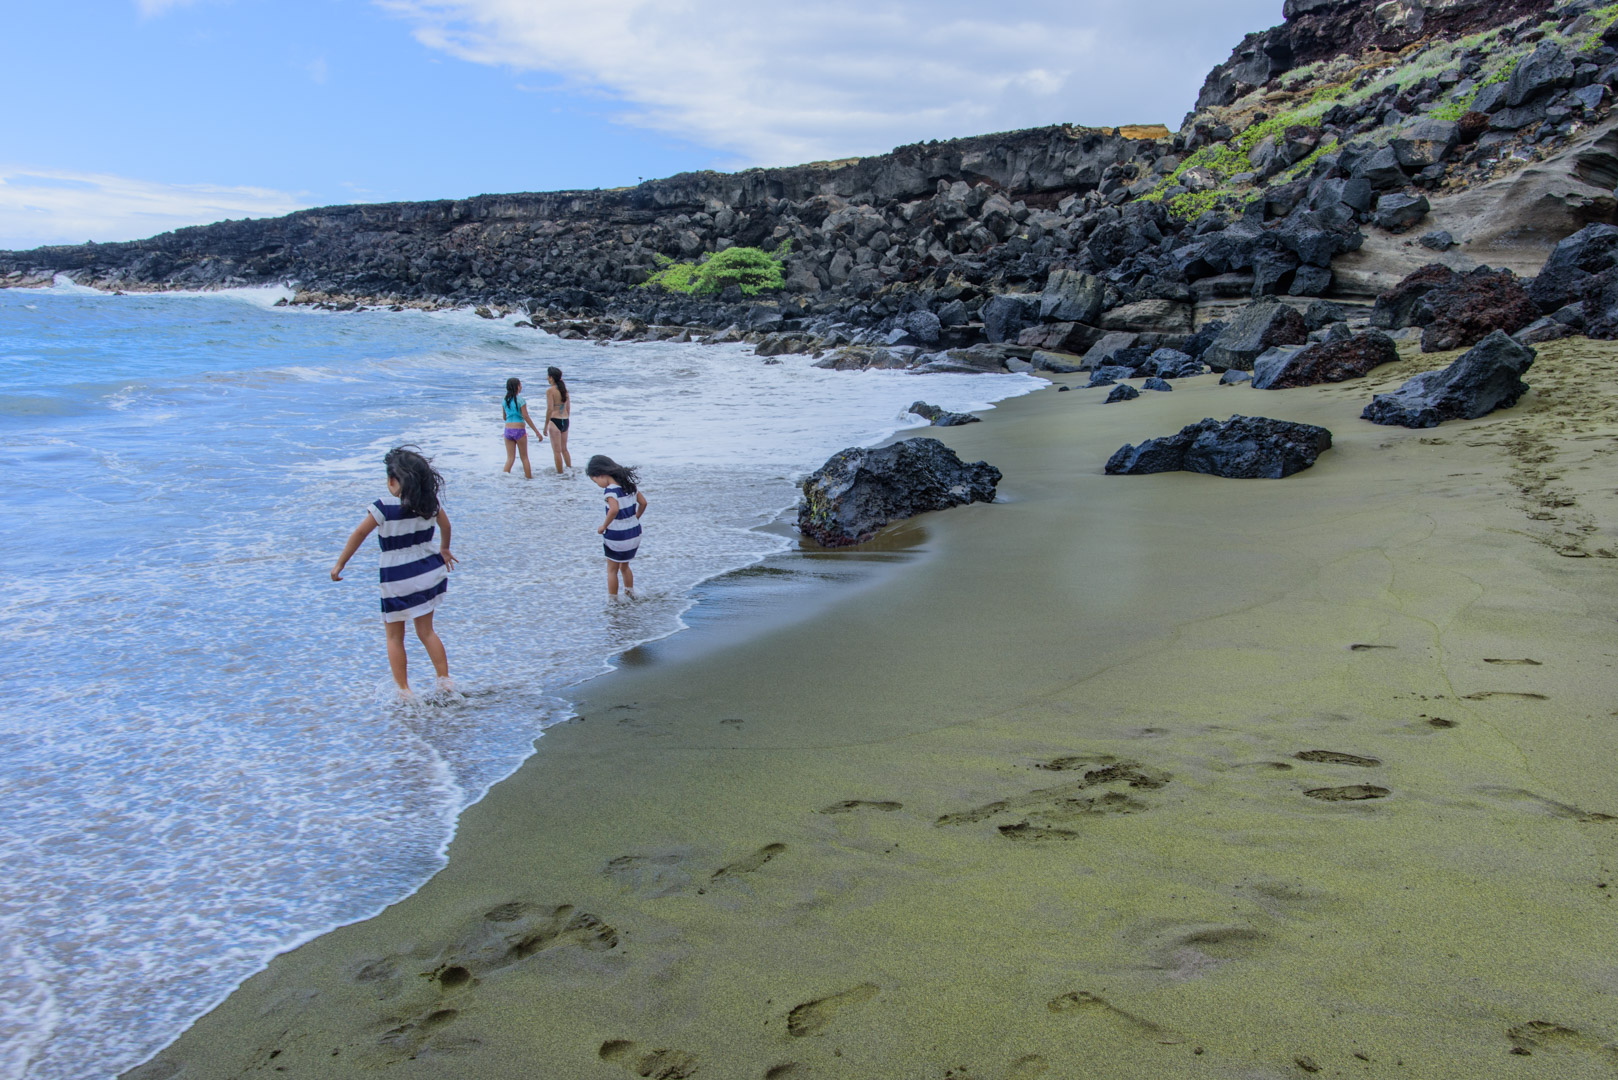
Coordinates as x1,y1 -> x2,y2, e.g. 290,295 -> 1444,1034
982,294 -> 1040,344
1200,296 -> 1310,371
1105,415 -> 1333,479
1528,223 -> 1618,312
1361,331 -> 1536,428
798,438 -> 1001,547
1504,43 -> 1575,107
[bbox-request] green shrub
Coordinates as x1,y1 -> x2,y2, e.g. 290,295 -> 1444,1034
640,240 -> 790,296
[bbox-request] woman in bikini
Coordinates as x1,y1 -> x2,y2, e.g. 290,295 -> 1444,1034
501,376 -> 544,478
543,366 -> 572,475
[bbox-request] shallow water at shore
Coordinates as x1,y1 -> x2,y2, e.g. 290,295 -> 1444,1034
0,284 -> 1038,1080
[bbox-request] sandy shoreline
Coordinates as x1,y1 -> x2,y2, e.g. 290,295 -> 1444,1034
129,341 -> 1618,1080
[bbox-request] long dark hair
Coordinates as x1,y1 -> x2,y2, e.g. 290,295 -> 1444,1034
586,454 -> 637,494
384,446 -> 444,520
504,376 -> 521,412
547,366 -> 568,404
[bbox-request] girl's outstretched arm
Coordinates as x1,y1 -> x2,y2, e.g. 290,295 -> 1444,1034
437,508 -> 458,570
598,496 -> 619,535
331,513 -> 378,580
635,491 -> 648,518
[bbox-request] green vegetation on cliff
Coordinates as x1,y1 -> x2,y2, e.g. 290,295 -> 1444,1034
641,242 -> 791,297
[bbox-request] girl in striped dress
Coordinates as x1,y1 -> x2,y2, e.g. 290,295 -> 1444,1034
331,446 -> 457,692
587,454 -> 648,598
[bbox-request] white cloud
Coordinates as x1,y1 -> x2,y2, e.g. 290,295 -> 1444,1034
376,0 -> 1281,167
0,167 -> 308,251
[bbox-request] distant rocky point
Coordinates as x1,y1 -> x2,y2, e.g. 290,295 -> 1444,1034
8,0 -> 1618,377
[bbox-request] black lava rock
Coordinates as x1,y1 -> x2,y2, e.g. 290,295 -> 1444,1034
1105,383 -> 1141,403
909,401 -> 981,427
1105,415 -> 1333,478
1529,223 -> 1618,312
1361,331 -> 1536,428
798,438 -> 1001,547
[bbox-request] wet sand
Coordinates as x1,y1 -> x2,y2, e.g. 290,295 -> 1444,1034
130,339 -> 1618,1080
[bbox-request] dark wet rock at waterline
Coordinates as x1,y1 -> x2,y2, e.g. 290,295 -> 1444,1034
909,401 -> 981,427
1361,331 -> 1535,428
1106,415 -> 1333,479
1104,383 -> 1141,403
798,438 -> 1001,547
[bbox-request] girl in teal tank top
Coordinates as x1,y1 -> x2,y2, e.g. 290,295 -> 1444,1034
502,377 -> 544,478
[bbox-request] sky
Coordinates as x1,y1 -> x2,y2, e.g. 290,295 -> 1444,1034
0,0 -> 1284,251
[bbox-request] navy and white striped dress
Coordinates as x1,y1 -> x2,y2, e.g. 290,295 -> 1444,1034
369,498 -> 448,621
602,485 -> 642,563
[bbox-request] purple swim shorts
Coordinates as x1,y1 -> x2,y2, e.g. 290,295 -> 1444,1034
504,426 -> 526,441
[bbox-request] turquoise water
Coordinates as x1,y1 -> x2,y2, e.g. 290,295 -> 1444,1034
0,283 -> 1038,1079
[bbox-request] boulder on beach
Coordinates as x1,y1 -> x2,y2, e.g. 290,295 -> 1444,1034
1253,331 -> 1401,389
1528,224 -> 1618,312
1105,415 -> 1333,479
1199,296 -> 1310,371
1361,331 -> 1536,428
1418,268 -> 1539,352
909,401 -> 981,427
797,438 -> 1001,547
1105,383 -> 1141,403
1369,265 -> 1539,352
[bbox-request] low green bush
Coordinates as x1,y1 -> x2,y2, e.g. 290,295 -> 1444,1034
641,241 -> 791,296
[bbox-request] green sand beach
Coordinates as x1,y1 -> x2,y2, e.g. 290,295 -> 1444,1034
131,343 -> 1618,1080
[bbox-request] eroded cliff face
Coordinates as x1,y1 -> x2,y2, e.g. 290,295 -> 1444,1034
0,125 -> 1163,309
1197,0 -> 1558,110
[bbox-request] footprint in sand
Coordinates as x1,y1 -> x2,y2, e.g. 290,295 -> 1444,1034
1349,643 -> 1397,651
377,1006 -> 462,1056
818,800 -> 903,814
1305,785 -> 1391,802
405,901 -> 618,994
1463,691 -> 1548,701
938,762 -> 1170,838
1294,750 -> 1381,767
711,843 -> 787,881
763,1064 -> 808,1079
1506,1020 -> 1618,1065
1047,990 -> 1166,1035
604,853 -> 694,898
1004,1054 -> 1050,1079
1484,658 -> 1542,666
787,983 -> 879,1037
599,1039 -> 700,1079
1035,754 -> 1117,771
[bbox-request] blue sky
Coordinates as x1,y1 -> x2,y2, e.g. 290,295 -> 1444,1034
1,0 -> 1283,250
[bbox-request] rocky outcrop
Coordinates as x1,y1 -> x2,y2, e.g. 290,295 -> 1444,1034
1255,331 -> 1401,388
1105,415 -> 1333,478
1417,268 -> 1541,351
797,438 -> 1000,547
1196,0 -> 1557,110
1369,265 -> 1540,351
1361,330 -> 1536,426
1200,297 -> 1310,371
1528,223 -> 1618,310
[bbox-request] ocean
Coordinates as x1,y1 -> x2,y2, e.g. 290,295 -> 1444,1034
0,283 -> 1038,1080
